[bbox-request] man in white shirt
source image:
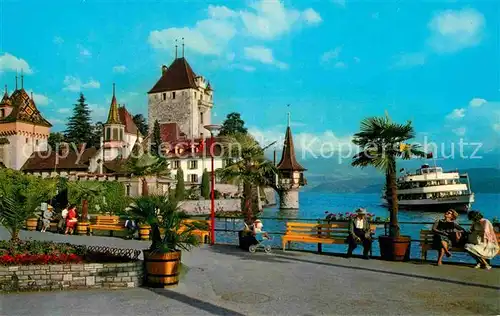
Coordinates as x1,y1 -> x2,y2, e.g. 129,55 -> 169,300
347,208 -> 372,259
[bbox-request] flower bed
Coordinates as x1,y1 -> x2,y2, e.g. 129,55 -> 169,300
0,240 -> 144,292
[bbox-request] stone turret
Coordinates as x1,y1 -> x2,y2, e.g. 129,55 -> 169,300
276,113 -> 306,209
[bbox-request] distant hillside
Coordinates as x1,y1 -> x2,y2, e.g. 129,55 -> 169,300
306,168 -> 500,194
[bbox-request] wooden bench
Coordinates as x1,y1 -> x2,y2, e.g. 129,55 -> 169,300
158,219 -> 211,244
89,215 -> 126,236
420,230 -> 500,260
282,222 -> 376,254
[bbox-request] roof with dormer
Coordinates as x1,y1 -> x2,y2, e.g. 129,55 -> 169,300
0,87 -> 52,127
148,57 -> 198,94
276,126 -> 306,172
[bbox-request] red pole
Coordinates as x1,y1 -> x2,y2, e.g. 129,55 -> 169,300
210,133 -> 215,245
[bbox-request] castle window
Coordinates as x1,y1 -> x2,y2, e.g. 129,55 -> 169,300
162,93 -> 166,101
172,160 -> 180,169
200,111 -> 204,124
26,138 -> 29,144
188,174 -> 198,183
188,160 -> 198,170
172,92 -> 176,99
194,92 -> 197,98
126,184 -> 131,196
35,140 -> 39,146
0,109 -> 4,118
106,128 -> 111,141
112,129 -> 118,140
120,129 -> 124,141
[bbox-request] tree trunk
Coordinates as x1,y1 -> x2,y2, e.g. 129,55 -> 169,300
82,199 -> 89,222
11,229 -> 20,241
242,181 -> 253,225
142,177 -> 149,196
389,163 -> 400,237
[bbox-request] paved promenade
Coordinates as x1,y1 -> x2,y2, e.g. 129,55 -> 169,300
1,228 -> 499,315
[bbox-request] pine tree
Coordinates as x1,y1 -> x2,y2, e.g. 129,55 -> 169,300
64,93 -> 93,146
219,112 -> 247,136
175,168 -> 185,201
151,120 -> 162,156
132,114 -> 148,136
200,169 -> 210,199
47,132 -> 66,151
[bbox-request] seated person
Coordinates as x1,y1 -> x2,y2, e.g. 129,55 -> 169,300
347,208 -> 372,259
432,209 -> 465,266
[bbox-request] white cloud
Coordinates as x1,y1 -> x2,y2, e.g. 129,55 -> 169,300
493,123 -> 500,132
0,53 -> 33,74
58,108 -> 71,114
77,44 -> 92,58
446,108 -> 466,120
207,5 -> 238,19
302,8 -> 322,25
331,0 -> 346,7
113,65 -> 127,73
334,61 -> 347,69
372,12 -> 380,19
244,46 -> 288,69
88,103 -> 108,122
428,8 -> 485,53
321,47 -> 342,64
249,126 -> 353,157
231,64 -> 256,72
63,76 -> 100,92
353,57 -> 361,63
30,92 -> 51,106
452,127 -> 466,136
469,97 -> 487,107
391,52 -> 426,68
53,36 -> 64,45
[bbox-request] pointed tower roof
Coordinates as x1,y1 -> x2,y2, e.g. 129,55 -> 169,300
1,85 -> 51,127
106,84 -> 121,125
276,113 -> 306,172
0,85 -> 11,106
148,57 -> 197,93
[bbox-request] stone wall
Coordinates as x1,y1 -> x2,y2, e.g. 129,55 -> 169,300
179,199 -> 241,215
0,261 -> 143,292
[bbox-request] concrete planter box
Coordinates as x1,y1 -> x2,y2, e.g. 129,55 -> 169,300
0,261 -> 144,292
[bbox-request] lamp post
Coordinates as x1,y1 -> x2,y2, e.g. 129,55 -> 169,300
204,124 -> 221,245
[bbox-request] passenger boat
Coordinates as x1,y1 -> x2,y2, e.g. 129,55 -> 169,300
382,164 -> 474,213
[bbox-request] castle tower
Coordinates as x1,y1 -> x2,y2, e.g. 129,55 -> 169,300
0,77 -> 51,170
276,113 -> 307,209
147,55 -> 213,140
103,84 -> 125,161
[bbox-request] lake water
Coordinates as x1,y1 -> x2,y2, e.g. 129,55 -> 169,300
215,192 -> 500,265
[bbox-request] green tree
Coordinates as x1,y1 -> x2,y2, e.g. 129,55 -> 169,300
133,114 -> 149,136
103,182 -> 132,215
351,114 -> 424,237
217,133 -> 277,224
64,93 -> 93,146
151,120 -> 162,156
219,112 -> 247,136
48,132 -> 66,151
0,169 -> 57,240
200,170 -> 210,199
126,154 -> 170,196
175,168 -> 185,201
89,121 -> 104,149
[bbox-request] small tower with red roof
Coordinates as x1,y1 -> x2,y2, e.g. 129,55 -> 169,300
276,112 -> 307,209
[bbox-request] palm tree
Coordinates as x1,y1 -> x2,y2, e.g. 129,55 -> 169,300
351,114 -> 424,237
217,133 -> 277,224
0,170 -> 57,240
126,154 -> 170,196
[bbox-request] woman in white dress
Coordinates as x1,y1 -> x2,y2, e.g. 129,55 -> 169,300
464,211 -> 499,270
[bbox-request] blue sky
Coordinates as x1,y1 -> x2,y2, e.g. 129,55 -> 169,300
0,0 -> 499,161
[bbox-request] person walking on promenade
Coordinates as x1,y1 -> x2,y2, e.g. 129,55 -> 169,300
57,204 -> 69,233
64,205 -> 78,235
347,208 -> 372,259
432,209 -> 465,266
465,211 -> 499,270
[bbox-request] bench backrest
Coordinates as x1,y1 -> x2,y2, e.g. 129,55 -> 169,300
181,219 -> 210,230
94,215 -> 120,226
285,222 -> 376,239
420,229 -> 500,244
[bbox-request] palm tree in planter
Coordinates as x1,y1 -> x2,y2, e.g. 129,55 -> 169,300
127,195 -> 201,287
352,114 -> 424,261
67,181 -> 103,235
0,170 -> 57,240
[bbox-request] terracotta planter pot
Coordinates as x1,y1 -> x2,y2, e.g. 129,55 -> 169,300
144,250 -> 181,287
77,222 -> 89,235
378,235 -> 411,261
139,225 -> 151,240
26,217 -> 38,231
